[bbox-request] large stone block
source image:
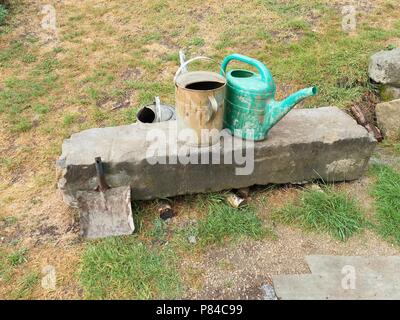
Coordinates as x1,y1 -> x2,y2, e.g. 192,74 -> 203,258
57,107 -> 376,207
376,99 -> 400,140
369,48 -> 400,86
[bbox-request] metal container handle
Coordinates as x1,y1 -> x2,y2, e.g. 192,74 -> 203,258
174,56 -> 225,83
206,96 -> 218,123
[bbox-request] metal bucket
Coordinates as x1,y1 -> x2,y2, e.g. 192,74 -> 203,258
137,97 -> 176,123
174,57 -> 226,146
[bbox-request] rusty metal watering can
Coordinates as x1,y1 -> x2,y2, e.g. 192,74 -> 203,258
174,56 -> 226,146
221,54 -> 318,141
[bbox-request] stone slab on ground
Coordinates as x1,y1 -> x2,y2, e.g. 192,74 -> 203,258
306,255 -> 400,275
375,99 -> 400,140
369,48 -> 400,86
273,273 -> 400,300
273,256 -> 400,300
57,107 -> 376,207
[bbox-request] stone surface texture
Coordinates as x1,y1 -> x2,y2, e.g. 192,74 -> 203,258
369,48 -> 400,86
273,256 -> 400,300
375,99 -> 400,140
57,107 -> 376,207
381,85 -> 400,101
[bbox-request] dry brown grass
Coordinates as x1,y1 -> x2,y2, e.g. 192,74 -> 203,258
1,0 -> 400,299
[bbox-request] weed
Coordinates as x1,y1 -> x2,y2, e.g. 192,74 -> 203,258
256,29 -> 272,41
0,4 -> 7,26
188,37 -> 205,47
123,108 -> 137,123
197,196 -> 269,245
11,272 -> 40,299
273,187 -> 367,241
0,250 -> 13,283
370,165 -> 400,245
34,57 -> 59,75
1,215 -> 17,226
140,59 -> 159,72
215,31 -> 237,50
33,104 -> 50,114
8,247 -> 28,267
91,108 -> 108,122
12,117 -> 32,133
164,52 -> 179,62
0,41 -> 23,64
68,14 -> 84,22
21,54 -> 37,64
53,46 -> 64,54
148,218 -> 168,243
80,237 -> 182,299
63,30 -> 85,41
142,32 -> 161,43
63,113 -> 76,126
261,0 -> 327,16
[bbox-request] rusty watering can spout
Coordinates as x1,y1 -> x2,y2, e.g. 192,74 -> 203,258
268,86 -> 318,129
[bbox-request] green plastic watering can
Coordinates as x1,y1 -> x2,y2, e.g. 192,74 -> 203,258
221,54 -> 318,141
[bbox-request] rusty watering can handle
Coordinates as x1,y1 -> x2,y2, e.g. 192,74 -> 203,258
205,96 -> 218,123
174,56 -> 225,83
221,53 -> 274,84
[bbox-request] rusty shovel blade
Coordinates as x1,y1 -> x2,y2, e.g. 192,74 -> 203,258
77,158 -> 134,239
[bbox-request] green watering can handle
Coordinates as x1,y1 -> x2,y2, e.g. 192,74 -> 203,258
221,53 -> 274,84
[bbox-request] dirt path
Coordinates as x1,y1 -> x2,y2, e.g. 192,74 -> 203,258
184,227 -> 399,299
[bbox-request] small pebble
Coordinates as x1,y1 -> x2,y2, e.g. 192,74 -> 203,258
260,284 -> 278,300
188,235 -> 197,245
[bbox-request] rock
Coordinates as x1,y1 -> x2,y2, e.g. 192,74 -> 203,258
158,204 -> 175,220
236,187 -> 250,199
380,85 -> 400,101
260,284 -> 278,300
226,193 -> 246,208
309,184 -> 324,193
188,236 -> 197,245
57,107 -> 376,207
375,99 -> 400,140
369,48 -> 400,86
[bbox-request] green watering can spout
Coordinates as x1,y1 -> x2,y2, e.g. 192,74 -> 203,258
268,86 -> 318,129
222,53 -> 318,140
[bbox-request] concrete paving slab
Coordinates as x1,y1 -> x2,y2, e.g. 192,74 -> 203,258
273,273 -> 400,300
306,255 -> 400,275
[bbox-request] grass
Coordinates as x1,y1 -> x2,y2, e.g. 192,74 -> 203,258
33,104 -> 50,114
0,249 -> 13,283
11,272 -> 39,299
147,218 -> 168,243
80,236 -> 182,299
12,117 -> 32,133
273,187 -> 367,241
187,36 -> 205,47
371,165 -> 400,245
8,247 -> 28,267
0,4 -> 7,26
1,0 -> 400,300
197,195 -> 271,245
0,247 -> 28,284
63,113 -> 76,126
